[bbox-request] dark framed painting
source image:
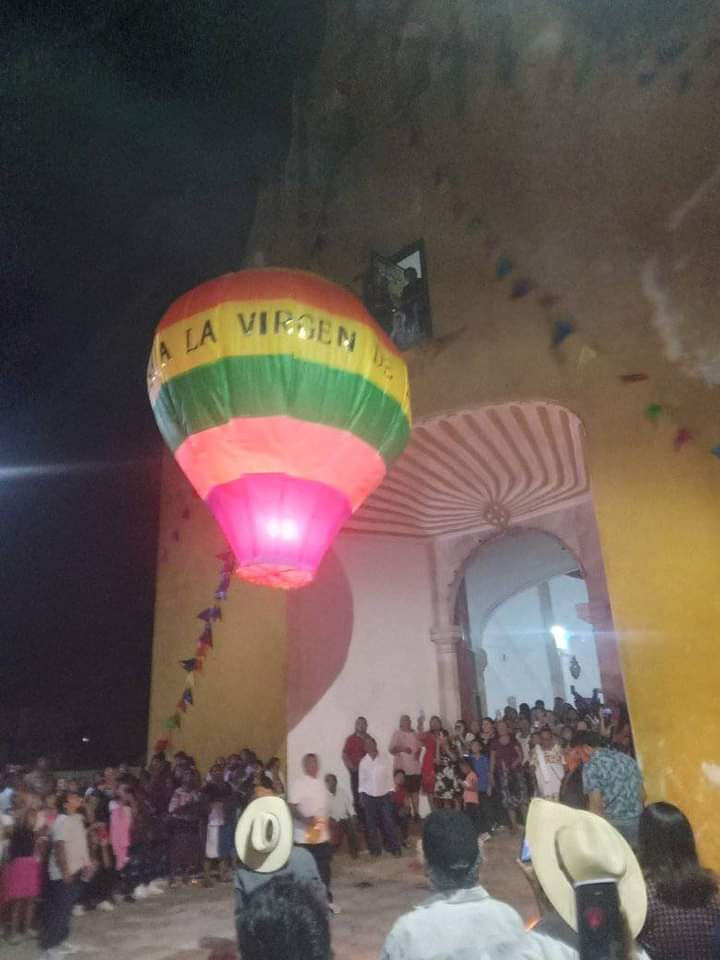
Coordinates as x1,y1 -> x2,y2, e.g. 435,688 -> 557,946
366,239 -> 431,350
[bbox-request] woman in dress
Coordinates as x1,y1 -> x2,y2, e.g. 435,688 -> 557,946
389,715 -> 422,821
479,717 -> 496,754
433,730 -> 461,809
451,720 -> 474,758
638,802 -> 720,960
417,714 -> 443,808
489,720 -> 527,832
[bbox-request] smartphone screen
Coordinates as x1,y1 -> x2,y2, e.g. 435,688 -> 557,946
575,879 -> 623,960
519,834 -> 531,864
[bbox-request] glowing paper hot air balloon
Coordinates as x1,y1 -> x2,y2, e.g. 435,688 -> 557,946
148,269 -> 411,588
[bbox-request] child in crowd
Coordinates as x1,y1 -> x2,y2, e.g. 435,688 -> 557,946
109,784 -> 133,901
1,807 -> 41,943
41,789 -> 91,958
468,739 -> 492,837
325,773 -> 358,858
390,770 -> 410,846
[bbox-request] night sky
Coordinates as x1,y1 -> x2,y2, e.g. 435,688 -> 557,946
1,0 -> 324,766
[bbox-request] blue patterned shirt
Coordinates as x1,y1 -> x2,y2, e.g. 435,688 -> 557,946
582,748 -> 643,825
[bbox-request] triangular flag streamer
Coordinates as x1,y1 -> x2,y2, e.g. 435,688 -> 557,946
154,738 -> 169,753
577,344 -> 598,368
177,700 -> 187,714
645,402 -> 663,420
551,318 -> 575,348
165,717 -> 176,731
195,657 -> 204,673
214,574 -> 231,600
181,657 -> 197,672
495,255 -> 513,279
198,625 -> 213,648
673,428 -> 692,451
210,606 -> 222,622
197,608 -> 213,623
182,688 -> 194,706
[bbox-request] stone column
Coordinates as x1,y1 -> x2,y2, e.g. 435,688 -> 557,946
537,581 -> 566,700
576,599 -> 625,704
431,625 -> 463,726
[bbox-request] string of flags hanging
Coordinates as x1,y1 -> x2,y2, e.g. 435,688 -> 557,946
153,551 -> 234,754
494,253 -> 720,460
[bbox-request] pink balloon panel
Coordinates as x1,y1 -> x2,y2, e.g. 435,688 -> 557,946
206,473 -> 352,589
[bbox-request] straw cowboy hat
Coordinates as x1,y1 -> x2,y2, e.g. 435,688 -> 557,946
525,799 -> 647,939
234,796 -> 293,874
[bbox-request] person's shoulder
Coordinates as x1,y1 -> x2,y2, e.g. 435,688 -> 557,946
288,845 -> 322,877
51,814 -> 68,835
521,931 -> 580,958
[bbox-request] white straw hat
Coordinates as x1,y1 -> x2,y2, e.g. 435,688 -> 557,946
234,796 -> 293,874
525,799 -> 647,938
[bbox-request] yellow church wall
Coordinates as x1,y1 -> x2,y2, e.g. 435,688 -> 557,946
141,1 -> 720,868
245,2 -> 720,864
147,454 -> 287,775
400,288 -> 720,867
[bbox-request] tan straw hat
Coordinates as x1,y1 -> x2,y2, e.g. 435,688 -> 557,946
234,796 -> 293,874
525,798 -> 647,938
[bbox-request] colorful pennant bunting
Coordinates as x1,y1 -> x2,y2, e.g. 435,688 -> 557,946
551,318 -> 575,347
495,255 -> 513,279
673,428 -> 692,451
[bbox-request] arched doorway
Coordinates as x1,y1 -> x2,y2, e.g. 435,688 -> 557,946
347,399 -> 628,726
453,528 -> 614,719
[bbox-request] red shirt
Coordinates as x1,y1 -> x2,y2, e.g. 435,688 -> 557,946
343,734 -> 366,769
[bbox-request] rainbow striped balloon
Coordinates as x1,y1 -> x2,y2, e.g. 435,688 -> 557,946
148,268 -> 411,588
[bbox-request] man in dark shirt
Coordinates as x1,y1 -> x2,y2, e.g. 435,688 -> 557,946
342,716 -> 368,822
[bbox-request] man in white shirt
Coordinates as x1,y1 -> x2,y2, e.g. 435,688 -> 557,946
41,789 -> 91,958
288,753 -> 337,912
382,810 -> 577,960
358,736 -> 401,857
325,773 -> 358,858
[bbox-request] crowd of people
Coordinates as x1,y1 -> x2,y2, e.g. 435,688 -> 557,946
0,749 -> 287,957
1,687 -> 718,960
226,792 -> 720,960
342,692 -> 639,847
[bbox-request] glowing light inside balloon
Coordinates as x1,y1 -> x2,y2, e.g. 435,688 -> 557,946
148,269 -> 411,588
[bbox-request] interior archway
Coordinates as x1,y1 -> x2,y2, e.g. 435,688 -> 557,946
454,528 -> 610,718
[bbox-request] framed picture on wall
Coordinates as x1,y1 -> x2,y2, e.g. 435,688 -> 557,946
366,240 -> 431,350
